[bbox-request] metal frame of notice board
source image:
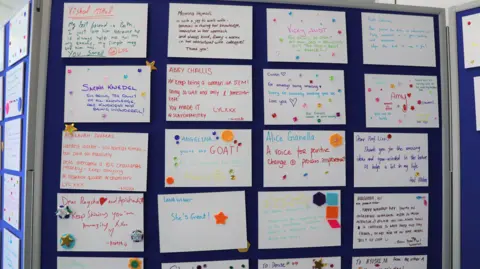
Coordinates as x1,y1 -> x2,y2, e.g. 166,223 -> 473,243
27,1 -> 452,269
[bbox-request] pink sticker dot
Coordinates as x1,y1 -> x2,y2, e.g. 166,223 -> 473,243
375,97 -> 380,102
67,69 -> 72,74
368,88 -> 372,92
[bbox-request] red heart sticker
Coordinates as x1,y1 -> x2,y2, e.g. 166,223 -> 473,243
99,197 -> 108,205
407,93 -> 412,98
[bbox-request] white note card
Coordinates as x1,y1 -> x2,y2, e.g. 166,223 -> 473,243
5,62 -> 24,118
168,3 -> 252,59
60,132 -> 148,191
353,193 -> 429,249
362,13 -> 435,67
57,193 -> 144,252
158,191 -> 247,253
58,257 -> 144,269
3,174 -> 20,229
352,255 -> 427,269
64,66 -> 151,123
260,257 -> 341,269
264,130 -> 345,187
264,69 -> 346,125
462,13 -> 480,68
4,119 -> 22,171
3,229 -> 20,269
62,3 -> 148,58
259,190 -> 341,249
0,27 -> 5,72
267,9 -> 347,63
8,4 -> 29,66
163,260 -> 249,269
354,132 -> 429,187
473,77 -> 480,130
166,65 -> 252,121
165,129 -> 251,187
365,74 -> 439,128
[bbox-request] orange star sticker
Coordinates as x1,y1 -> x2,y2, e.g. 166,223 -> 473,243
146,60 -> 157,71
64,123 -> 77,135
214,211 -> 228,224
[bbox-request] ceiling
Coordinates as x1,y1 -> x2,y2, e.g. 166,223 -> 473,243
0,0 -> 29,25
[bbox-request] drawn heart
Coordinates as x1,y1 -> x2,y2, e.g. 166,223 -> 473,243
289,98 -> 298,107
281,72 -> 286,76
407,93 -> 412,98
99,197 -> 108,205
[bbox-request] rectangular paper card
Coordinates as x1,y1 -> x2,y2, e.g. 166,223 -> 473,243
352,255 -> 427,269
165,129 -> 251,187
167,65 -> 252,121
5,62 -> 24,118
57,193 -> 144,251
259,190 -> 341,249
0,27 -> 5,72
267,9 -> 347,63
168,3 -> 252,59
473,77 -> 480,130
264,130 -> 346,187
62,3 -> 148,58
60,132 -> 148,191
3,174 -> 20,229
163,260 -> 249,269
365,74 -> 439,128
259,257 -> 341,269
0,78 -> 4,120
64,66 -> 151,123
158,191 -> 247,253
58,257 -> 144,269
353,193 -> 429,249
354,132 -> 428,187
8,4 -> 29,66
462,14 -> 480,68
3,229 -> 20,269
361,13 -> 436,67
4,119 -> 22,171
264,69 -> 346,125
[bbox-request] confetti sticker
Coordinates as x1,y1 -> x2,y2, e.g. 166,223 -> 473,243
387,134 -> 392,139
468,21 -> 472,25
166,176 -> 175,185
64,123 -> 78,135
146,60 -> 157,71
332,18 -> 336,22
128,258 -> 142,269
279,37 -> 284,42
221,130 -> 235,142
130,230 -> 144,243
293,117 -> 298,122
288,11 -> 293,16
272,113 -> 277,118
329,133 -> 343,148
141,92 -> 147,97
368,88 -> 372,92
337,30 -> 342,34
124,74 -> 128,79
214,212 -> 228,224
375,97 -> 380,103
417,100 -> 422,105
296,56 -> 300,60
273,18 -> 277,22
99,197 -> 108,205
56,205 -> 73,219
59,234 -> 76,250
390,84 -> 395,89
282,174 -> 287,180
331,52 -> 335,57
67,69 -> 72,74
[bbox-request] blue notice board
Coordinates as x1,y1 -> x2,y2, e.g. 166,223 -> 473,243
42,1 -> 444,269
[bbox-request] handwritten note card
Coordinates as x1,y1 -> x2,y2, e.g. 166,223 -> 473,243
58,257 -> 144,269
165,129 -> 251,187
267,9 -> 347,63
353,193 -> 428,249
3,229 -> 19,269
158,191 -> 247,253
4,119 -> 22,171
58,193 -> 144,251
163,260 -> 249,269
168,3 -> 252,59
5,62 -> 24,118
260,257 -> 341,269
60,132 -> 148,191
167,65 -> 252,121
264,130 -> 345,187
264,69 -> 345,125
3,174 -> 20,229
62,3 -> 148,58
473,77 -> 480,130
259,190 -> 341,249
365,74 -> 439,128
354,132 -> 429,187
8,4 -> 29,66
0,27 -> 5,72
352,255 -> 427,269
64,66 -> 151,123
362,13 -> 435,67
462,14 -> 480,68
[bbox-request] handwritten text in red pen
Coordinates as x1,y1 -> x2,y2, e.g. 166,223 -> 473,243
68,5 -> 115,17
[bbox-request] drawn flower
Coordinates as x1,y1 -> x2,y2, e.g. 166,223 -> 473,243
128,258 -> 142,269
329,133 -> 343,148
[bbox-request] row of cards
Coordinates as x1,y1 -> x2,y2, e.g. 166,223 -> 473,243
57,256 -> 428,269
57,191 -> 428,252
60,130 -> 429,191
64,65 -> 440,128
62,3 -> 436,68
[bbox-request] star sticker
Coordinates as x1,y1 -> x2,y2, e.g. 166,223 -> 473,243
64,123 -> 77,135
60,234 -> 74,247
238,241 -> 251,252
56,205 -> 73,219
146,60 -> 157,71
141,92 -> 147,97
314,259 -> 327,269
214,211 -> 228,224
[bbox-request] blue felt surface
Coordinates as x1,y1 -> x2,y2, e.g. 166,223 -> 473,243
455,7 -> 480,269
42,1 -> 443,269
0,3 -> 32,269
